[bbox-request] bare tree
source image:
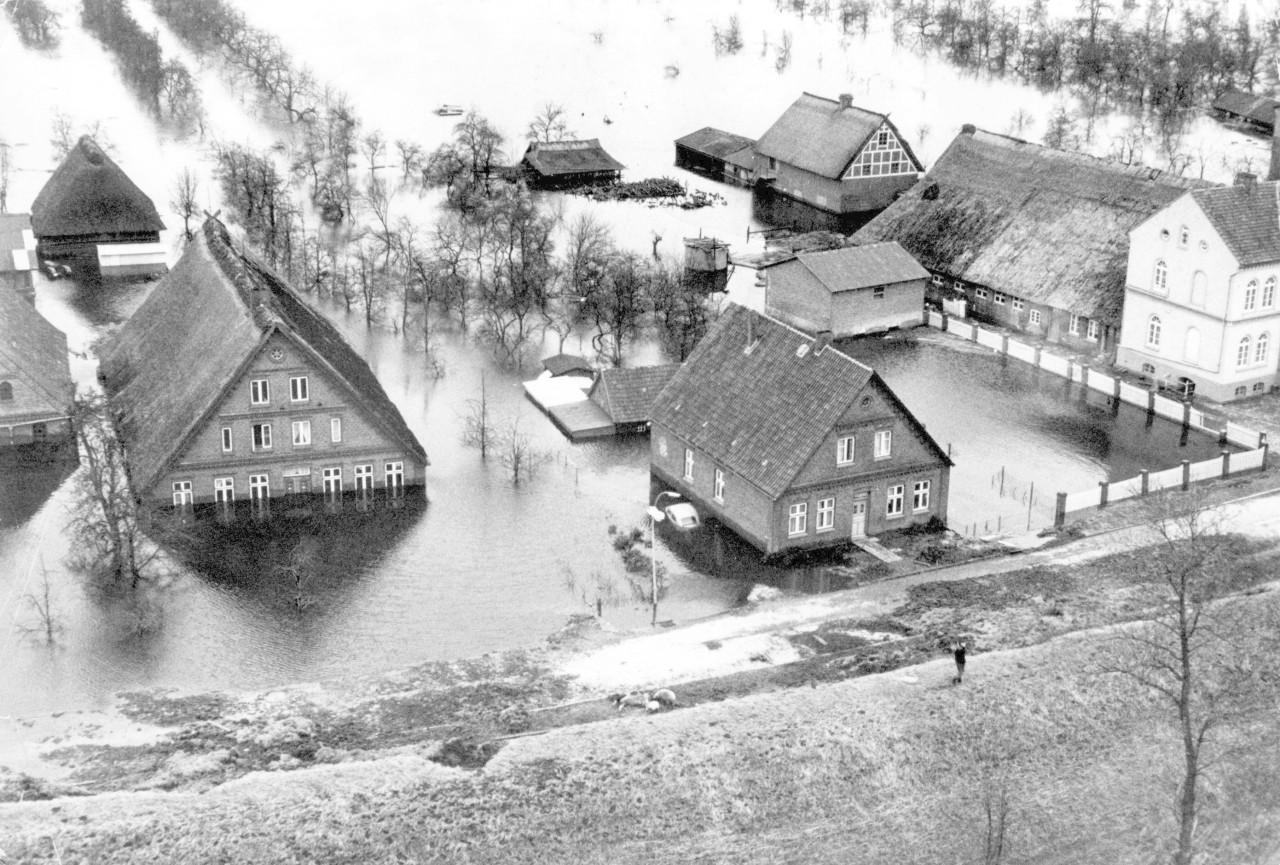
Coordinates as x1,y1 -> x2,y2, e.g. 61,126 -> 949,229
582,251 -> 647,367
169,168 -> 200,242
273,538 -> 317,613
19,563 -> 62,646
395,139 -> 424,183
460,371 -> 494,459
526,103 -> 573,143
362,130 -> 387,175
494,411 -> 550,486
5,0 -> 60,48
561,564 -> 624,618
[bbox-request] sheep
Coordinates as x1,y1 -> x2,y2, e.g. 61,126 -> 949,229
650,688 -> 678,708
612,692 -> 650,711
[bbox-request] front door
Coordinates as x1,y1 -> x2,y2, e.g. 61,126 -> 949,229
851,495 -> 867,539
287,475 -> 310,495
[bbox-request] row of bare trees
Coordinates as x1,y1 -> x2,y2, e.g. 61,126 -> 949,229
3,0 -> 60,48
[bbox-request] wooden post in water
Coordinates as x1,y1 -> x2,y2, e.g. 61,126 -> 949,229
1098,480 -> 1109,509
1181,460 -> 1191,491
1054,491 -> 1067,528
1221,450 -> 1231,478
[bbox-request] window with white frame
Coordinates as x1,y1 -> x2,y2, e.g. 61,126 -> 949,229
1257,333 -> 1270,365
1087,320 -> 1100,341
172,481 -> 193,507
837,435 -> 855,465
683,448 -> 694,481
1012,298 -> 1025,311
354,463 -> 373,492
931,274 -> 945,287
292,420 -> 312,446
249,473 -> 269,500
1235,385 -> 1248,396
322,466 -> 342,495
1147,315 -> 1162,349
974,287 -> 989,300
1178,225 -> 1189,248
1245,281 -> 1259,311
873,286 -> 885,300
787,502 -> 807,536
1153,260 -> 1168,294
1255,382 -> 1266,393
844,126 -> 914,178
1029,309 -> 1042,326
714,468 -> 725,503
290,376 -> 309,401
886,484 -> 904,517
817,497 -> 835,531
1141,363 -> 1156,375
1069,314 -> 1082,336
214,477 -> 235,503
250,378 -> 270,405
913,480 -> 930,512
385,461 -> 404,492
1265,277 -> 1277,308
1237,336 -> 1252,367
993,292 -> 1007,305
331,417 -> 343,443
221,426 -> 233,453
252,422 -> 272,451
874,430 -> 892,459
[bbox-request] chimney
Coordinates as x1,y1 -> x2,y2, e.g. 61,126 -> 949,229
813,331 -> 833,354
1270,104 -> 1280,182
961,123 -> 977,136
1236,171 -> 1258,193
839,93 -> 853,110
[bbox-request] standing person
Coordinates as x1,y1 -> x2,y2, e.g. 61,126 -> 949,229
952,640 -> 966,685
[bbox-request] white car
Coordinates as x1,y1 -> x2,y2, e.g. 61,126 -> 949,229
664,502 -> 701,530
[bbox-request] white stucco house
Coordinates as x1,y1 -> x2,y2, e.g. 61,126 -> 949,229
1116,172 -> 1280,402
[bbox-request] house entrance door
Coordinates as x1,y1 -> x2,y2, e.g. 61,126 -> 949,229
284,468 -> 311,495
851,496 -> 867,538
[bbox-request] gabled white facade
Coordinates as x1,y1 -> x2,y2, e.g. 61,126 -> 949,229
1117,189 -> 1280,402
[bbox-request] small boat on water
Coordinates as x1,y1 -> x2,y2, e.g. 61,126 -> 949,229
436,104 -> 464,116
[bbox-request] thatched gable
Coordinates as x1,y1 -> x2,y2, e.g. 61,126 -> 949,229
521,139 -> 625,178
754,93 -> 921,180
100,219 -> 426,493
0,287 -> 72,416
31,137 -> 164,241
853,128 -> 1209,325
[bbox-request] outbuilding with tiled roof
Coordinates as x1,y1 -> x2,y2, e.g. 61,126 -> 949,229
99,218 -> 428,507
650,304 -> 950,555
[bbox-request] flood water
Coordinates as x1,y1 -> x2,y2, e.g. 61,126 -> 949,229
0,0 -> 1264,715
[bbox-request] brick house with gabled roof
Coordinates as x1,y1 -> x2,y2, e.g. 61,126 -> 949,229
753,93 -> 924,216
0,287 -> 74,448
31,136 -> 167,280
99,218 -> 427,508
650,305 -> 950,555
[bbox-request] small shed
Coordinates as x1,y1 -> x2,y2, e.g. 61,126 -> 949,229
674,127 -> 756,180
1211,88 -> 1278,131
520,140 -> 625,189
588,364 -> 682,434
683,237 -> 730,273
0,214 -> 38,299
542,353 -> 595,378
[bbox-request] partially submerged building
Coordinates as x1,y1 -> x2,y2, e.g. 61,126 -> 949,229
0,287 -> 73,449
763,241 -> 929,338
753,93 -> 923,217
99,218 -> 428,508
0,214 -> 38,299
674,127 -> 756,183
520,139 -> 625,189
1211,88 -> 1278,134
854,125 -> 1208,356
650,305 -> 950,556
31,136 -> 167,281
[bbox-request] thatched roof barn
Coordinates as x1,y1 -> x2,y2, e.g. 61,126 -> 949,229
32,136 -> 164,246
854,126 -> 1209,328
755,93 -> 919,181
520,139 -> 625,189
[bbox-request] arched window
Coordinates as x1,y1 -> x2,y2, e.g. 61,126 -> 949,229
1183,327 -> 1200,363
1190,271 -> 1207,307
1147,315 -> 1162,349
1245,280 -> 1259,311
1153,260 -> 1168,294
1265,277 -> 1277,309
1237,335 -> 1252,367
1257,333 -> 1270,365
0,381 -> 11,401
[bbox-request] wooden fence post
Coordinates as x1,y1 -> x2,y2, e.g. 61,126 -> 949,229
1054,491 -> 1067,528
1262,432 -> 1270,470
1001,334 -> 1009,356
1140,469 -> 1149,495
1181,460 -> 1191,491
1098,480 -> 1108,509
1034,346 -> 1042,367
1081,363 -> 1089,389
1221,450 -> 1231,478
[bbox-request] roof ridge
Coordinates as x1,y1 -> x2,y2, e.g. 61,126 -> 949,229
749,306 -> 874,375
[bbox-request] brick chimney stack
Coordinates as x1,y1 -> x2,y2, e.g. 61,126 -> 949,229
1270,105 -> 1280,182
1236,171 -> 1258,193
839,93 -> 853,110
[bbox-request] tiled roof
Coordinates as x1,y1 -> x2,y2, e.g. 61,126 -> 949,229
0,287 -> 72,415
0,214 -> 36,274
1189,182 -> 1280,267
651,305 -> 877,499
31,137 -> 165,239
675,127 -> 757,161
767,241 -> 929,291
521,139 -> 625,177
754,93 -> 920,180
542,353 -> 594,377
100,219 -> 427,492
1212,88 -> 1278,126
589,364 -> 682,424
854,128 -> 1209,325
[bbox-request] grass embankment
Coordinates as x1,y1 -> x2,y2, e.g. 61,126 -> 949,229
4,538 -> 1280,863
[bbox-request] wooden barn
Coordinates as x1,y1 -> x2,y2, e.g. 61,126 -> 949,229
31,136 -> 167,281
674,127 -> 756,182
752,93 -> 924,216
854,125 -> 1209,357
0,287 -> 73,449
651,305 -> 950,556
520,140 -> 625,189
1211,88 -> 1278,133
99,218 -> 428,509
0,214 -> 38,299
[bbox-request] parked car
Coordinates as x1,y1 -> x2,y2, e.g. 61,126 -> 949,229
664,502 -> 701,530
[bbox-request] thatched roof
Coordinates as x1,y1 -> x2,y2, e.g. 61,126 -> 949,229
100,219 -> 427,493
853,128 -> 1210,325
0,286 -> 72,416
763,241 -> 928,291
0,214 -> 36,274
651,305 -> 947,500
1188,181 -> 1280,267
675,127 -> 756,161
31,137 -> 165,239
754,93 -> 921,180
1212,88 -> 1278,126
589,364 -> 681,425
521,140 -> 625,177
